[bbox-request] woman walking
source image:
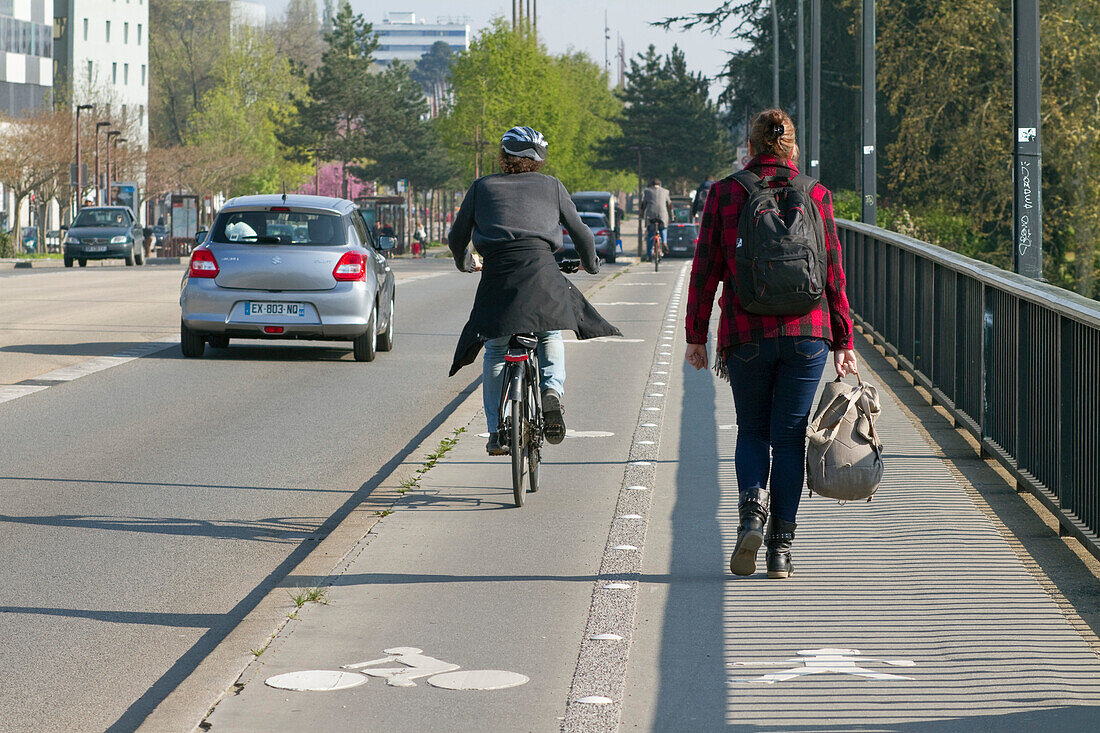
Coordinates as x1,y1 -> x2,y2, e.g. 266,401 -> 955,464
684,109 -> 857,578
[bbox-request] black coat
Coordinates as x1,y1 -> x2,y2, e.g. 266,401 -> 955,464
449,240 -> 621,376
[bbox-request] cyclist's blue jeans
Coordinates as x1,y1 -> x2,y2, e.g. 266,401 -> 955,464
725,337 -> 828,523
483,330 -> 566,433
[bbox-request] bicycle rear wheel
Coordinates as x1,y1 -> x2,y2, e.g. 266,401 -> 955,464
527,381 -> 540,493
510,389 -> 527,507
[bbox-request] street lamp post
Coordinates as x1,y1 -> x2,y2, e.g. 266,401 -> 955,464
628,145 -> 652,259
861,0 -> 877,225
94,121 -> 111,205
105,131 -> 121,205
1013,0 -> 1042,279
110,137 -> 127,195
75,104 -> 93,211
771,0 -> 780,107
809,0 -> 821,178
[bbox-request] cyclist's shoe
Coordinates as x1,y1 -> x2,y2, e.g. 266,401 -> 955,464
542,389 -> 566,444
486,434 -> 510,455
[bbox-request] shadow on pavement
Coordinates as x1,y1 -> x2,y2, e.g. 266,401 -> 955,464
651,357 -> 728,730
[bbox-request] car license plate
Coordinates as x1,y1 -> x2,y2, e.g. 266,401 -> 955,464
244,301 -> 305,317
85,245 -> 107,252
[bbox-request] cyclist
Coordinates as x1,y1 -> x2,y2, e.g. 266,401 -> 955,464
691,175 -> 716,222
641,178 -> 672,261
448,126 -> 622,455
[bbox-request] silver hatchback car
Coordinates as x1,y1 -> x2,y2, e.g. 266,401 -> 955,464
180,194 -> 396,361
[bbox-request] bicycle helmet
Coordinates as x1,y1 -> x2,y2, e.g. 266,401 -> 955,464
500,126 -> 548,162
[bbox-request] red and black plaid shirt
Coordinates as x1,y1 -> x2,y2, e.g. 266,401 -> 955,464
685,154 -> 854,353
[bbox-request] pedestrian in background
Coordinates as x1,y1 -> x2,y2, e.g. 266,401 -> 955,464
683,108 -> 857,579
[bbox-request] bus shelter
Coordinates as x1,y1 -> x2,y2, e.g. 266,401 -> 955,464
356,195 -> 407,254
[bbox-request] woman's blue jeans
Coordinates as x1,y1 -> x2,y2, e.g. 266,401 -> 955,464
725,337 -> 829,523
483,331 -> 565,433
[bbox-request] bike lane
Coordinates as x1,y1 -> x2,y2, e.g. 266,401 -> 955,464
194,261 -> 688,732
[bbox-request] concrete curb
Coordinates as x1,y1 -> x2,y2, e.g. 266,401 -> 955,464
138,263 -> 632,733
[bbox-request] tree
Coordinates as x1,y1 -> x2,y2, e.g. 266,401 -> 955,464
271,0 -> 325,75
0,112 -> 72,245
281,2 -> 378,198
438,19 -> 628,190
186,27 -> 311,195
149,0 -> 231,145
598,45 -> 730,191
350,63 -> 457,191
411,41 -> 454,118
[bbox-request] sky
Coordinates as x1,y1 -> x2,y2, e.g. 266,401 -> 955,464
255,1 -> 745,96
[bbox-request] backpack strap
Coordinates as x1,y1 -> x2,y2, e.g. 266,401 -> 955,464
730,169 -> 764,194
789,174 -> 819,195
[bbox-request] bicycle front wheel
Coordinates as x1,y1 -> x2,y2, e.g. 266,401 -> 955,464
510,395 -> 527,507
527,382 -> 541,493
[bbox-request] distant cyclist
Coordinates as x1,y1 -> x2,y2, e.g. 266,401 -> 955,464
641,178 -> 672,261
692,175 -> 716,222
448,126 -> 621,455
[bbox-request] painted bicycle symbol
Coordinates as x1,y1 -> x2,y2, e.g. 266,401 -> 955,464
265,646 -> 529,692
728,648 -> 916,684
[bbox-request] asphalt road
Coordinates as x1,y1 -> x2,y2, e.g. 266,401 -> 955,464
0,256 -> 581,732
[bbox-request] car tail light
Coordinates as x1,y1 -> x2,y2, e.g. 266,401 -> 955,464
189,248 -> 219,278
693,238 -> 699,244
269,206 -> 290,212
264,326 -> 284,334
333,251 -> 367,281
595,229 -> 609,236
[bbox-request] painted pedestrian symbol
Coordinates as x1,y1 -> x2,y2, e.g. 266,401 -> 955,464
728,648 -> 916,684
265,646 -> 529,692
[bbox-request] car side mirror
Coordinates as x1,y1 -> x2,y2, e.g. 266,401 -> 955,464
195,229 -> 208,244
61,226 -> 68,233
378,235 -> 397,251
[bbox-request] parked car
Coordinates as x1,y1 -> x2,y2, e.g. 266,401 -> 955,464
665,223 -> 700,258
152,225 -> 167,249
179,194 -> 396,362
63,206 -> 144,267
554,212 -> 617,264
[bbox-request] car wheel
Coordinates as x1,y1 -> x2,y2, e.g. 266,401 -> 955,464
125,248 -> 135,266
353,307 -> 377,362
377,295 -> 395,352
181,321 -> 205,358
605,248 -> 616,264
135,249 -> 145,266
209,334 -> 229,349
78,258 -> 87,267
64,256 -> 73,267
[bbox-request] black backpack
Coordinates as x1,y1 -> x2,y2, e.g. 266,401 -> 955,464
731,169 -> 827,316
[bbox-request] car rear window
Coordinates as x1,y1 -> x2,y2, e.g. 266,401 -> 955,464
579,214 -> 608,230
668,226 -> 698,243
210,210 -> 346,246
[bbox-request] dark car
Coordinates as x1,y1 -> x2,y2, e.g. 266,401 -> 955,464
554,213 -> 618,264
666,223 -> 700,258
63,206 -> 144,267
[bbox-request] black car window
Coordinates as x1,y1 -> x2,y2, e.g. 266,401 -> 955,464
351,211 -> 374,248
72,209 -> 132,227
579,214 -> 608,231
210,210 -> 346,246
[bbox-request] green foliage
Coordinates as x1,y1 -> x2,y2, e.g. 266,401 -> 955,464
0,231 -> 11,258
186,28 -> 311,195
598,45 -> 730,191
349,63 -> 457,190
438,20 -> 628,191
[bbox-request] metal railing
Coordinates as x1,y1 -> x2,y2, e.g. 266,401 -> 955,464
837,219 -> 1100,559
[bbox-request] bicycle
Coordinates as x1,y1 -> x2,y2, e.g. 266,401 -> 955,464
646,219 -> 664,272
496,258 -> 582,506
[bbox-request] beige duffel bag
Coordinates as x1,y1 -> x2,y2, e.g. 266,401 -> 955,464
805,375 -> 884,502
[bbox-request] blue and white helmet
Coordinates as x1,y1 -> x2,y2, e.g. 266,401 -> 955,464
500,126 -> 548,162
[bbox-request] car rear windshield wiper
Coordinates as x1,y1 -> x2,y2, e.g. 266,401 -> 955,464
235,235 -> 283,244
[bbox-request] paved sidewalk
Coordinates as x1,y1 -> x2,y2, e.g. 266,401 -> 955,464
196,260 -> 1100,732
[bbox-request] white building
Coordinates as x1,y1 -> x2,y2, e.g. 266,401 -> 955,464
230,0 -> 264,31
373,12 -> 469,65
54,0 -> 149,149
0,0 -> 54,116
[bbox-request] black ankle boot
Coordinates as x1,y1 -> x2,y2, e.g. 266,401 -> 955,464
730,488 -> 769,575
765,518 -> 797,579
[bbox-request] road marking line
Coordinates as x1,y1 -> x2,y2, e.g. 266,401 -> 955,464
0,385 -> 49,403
563,262 -> 690,729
